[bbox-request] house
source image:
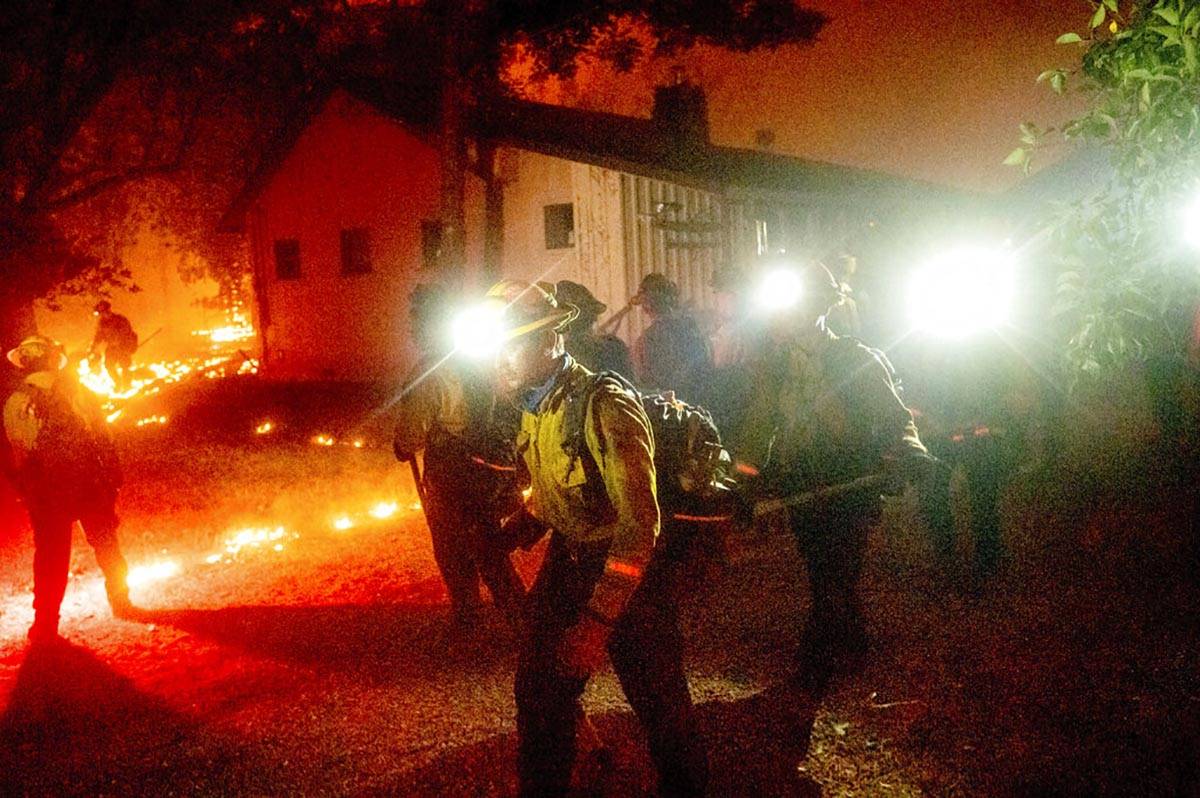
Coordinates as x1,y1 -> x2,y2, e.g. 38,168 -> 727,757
220,82 -> 962,380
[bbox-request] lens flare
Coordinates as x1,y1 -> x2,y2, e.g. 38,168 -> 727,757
1183,191 -> 1200,250
753,268 -> 804,313
452,304 -> 507,358
907,246 -> 1016,338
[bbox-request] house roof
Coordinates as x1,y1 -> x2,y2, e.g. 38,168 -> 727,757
219,83 -> 963,233
474,97 -> 958,207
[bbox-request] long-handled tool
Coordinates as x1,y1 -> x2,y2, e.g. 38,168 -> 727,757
753,472 -> 895,520
407,455 -> 428,508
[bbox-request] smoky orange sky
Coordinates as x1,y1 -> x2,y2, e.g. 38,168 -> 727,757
513,0 -> 1088,193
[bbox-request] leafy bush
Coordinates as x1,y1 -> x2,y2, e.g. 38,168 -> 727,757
1011,0 -> 1200,387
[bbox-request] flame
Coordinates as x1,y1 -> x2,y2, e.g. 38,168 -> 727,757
333,516 -> 354,531
255,421 -> 275,434
135,414 -> 168,427
369,501 -> 398,519
126,559 -> 180,588
312,434 -> 335,447
409,501 -> 422,511
522,486 -> 533,501
222,525 -> 290,557
352,439 -> 365,449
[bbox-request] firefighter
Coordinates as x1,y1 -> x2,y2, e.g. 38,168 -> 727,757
393,284 -> 526,631
482,280 -> 707,797
907,336 -> 1036,586
554,280 -> 635,379
737,263 -> 931,678
3,335 -> 136,643
631,273 -> 712,400
90,300 -> 137,391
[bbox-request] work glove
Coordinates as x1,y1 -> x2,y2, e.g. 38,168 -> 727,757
499,505 -> 548,551
393,439 -> 415,463
885,449 -> 940,487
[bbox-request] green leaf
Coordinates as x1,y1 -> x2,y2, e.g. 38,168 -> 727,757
1150,25 -> 1183,45
1003,147 -> 1028,166
1051,71 -> 1067,94
1185,6 -> 1200,33
1101,0 -> 1117,10
1153,6 -> 1180,25
1091,4 -> 1106,29
1056,32 -> 1083,44
1184,35 -> 1197,74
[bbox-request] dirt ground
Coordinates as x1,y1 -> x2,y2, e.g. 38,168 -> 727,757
0,380 -> 1197,797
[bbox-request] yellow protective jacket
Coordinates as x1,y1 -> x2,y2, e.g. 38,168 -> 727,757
517,358 -> 659,561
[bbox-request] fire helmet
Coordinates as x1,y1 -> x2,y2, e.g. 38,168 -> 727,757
6,335 -> 67,372
483,279 -> 578,340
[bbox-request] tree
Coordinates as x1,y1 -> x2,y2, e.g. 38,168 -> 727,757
1009,0 -> 1200,387
0,0 -> 379,348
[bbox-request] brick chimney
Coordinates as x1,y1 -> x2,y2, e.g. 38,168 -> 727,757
651,71 -> 710,146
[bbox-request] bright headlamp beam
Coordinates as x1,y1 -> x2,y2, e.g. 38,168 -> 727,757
754,268 -> 804,313
907,246 -> 1016,338
451,303 -> 507,358
1183,190 -> 1200,250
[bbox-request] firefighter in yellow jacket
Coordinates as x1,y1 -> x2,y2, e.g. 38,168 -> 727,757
475,280 -> 707,797
3,335 -> 135,643
738,263 -> 931,679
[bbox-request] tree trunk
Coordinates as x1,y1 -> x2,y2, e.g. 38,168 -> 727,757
436,3 -> 468,285
480,142 -> 504,283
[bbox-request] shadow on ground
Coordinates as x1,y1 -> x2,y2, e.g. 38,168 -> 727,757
0,640 -> 287,796
145,602 -> 517,682
376,678 -> 825,797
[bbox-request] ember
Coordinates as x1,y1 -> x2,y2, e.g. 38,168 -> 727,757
135,414 -> 169,427
255,420 -> 275,434
312,434 -> 336,446
126,560 -> 181,589
333,516 -> 355,531
369,501 -> 398,519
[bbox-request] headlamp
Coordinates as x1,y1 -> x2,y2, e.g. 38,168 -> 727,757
753,267 -> 804,313
907,246 -> 1016,338
451,303 -> 507,358
1183,190 -> 1200,250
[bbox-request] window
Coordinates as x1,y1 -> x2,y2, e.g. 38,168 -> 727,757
274,238 -> 301,280
543,203 -> 574,250
421,220 -> 443,270
340,227 -> 372,275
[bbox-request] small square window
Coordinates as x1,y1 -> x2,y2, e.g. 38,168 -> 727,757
340,227 -> 372,275
544,203 -> 574,250
421,220 -> 443,270
274,239 -> 301,280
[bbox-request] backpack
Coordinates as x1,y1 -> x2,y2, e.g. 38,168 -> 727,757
18,380 -> 116,495
561,371 -> 734,520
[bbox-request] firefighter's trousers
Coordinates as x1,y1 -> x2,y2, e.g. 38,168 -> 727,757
923,434 -> 1015,580
423,482 -> 525,626
789,494 -> 877,667
27,491 -> 129,629
515,529 -> 709,797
